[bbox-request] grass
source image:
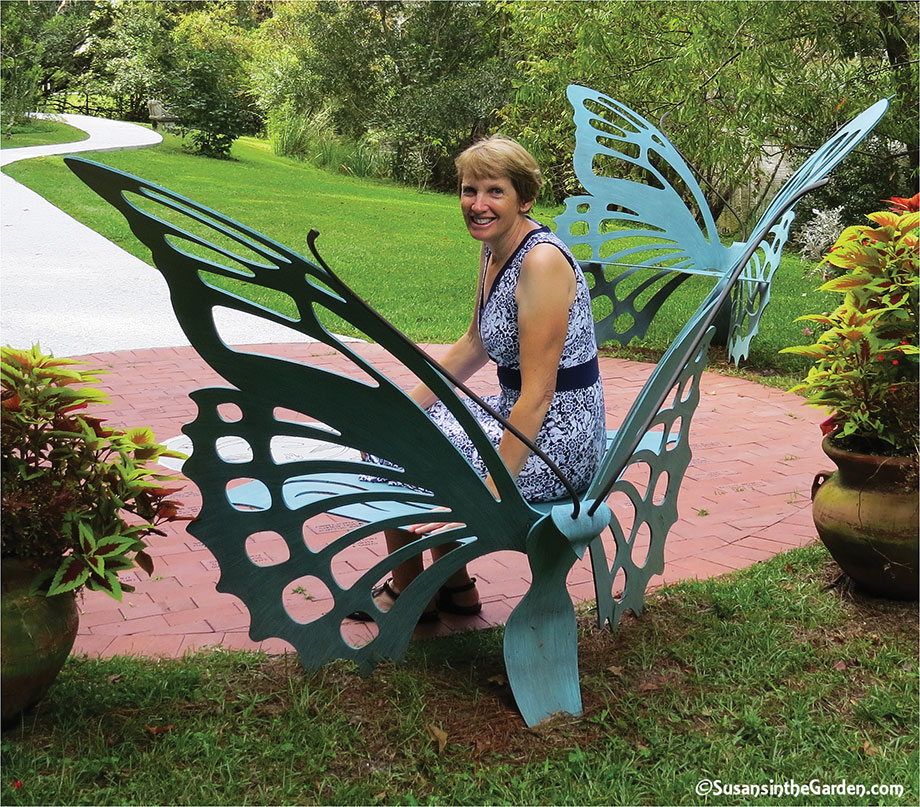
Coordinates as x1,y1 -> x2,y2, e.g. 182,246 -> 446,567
2,130 -> 833,380
1,119 -> 89,150
2,545 -> 917,806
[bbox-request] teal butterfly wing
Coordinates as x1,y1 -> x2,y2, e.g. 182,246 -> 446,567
553,84 -> 760,633
64,156 -> 544,672
559,84 -> 729,271
556,84 -> 742,348
556,86 -> 889,631
724,96 -> 891,363
557,85 -> 888,364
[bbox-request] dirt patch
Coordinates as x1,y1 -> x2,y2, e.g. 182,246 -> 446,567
818,556 -> 919,638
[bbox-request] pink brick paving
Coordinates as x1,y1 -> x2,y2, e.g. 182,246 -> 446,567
67,342 -> 827,659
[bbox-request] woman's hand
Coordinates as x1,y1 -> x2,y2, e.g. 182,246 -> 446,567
406,506 -> 466,536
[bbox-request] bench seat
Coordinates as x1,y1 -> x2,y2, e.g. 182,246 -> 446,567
225,428 -> 675,521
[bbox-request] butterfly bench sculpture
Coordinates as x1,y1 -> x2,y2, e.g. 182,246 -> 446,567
66,85 -> 885,727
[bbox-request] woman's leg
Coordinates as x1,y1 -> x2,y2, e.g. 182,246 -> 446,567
376,530 -> 479,611
363,528 -> 433,613
431,543 -> 480,608
385,528 -> 425,593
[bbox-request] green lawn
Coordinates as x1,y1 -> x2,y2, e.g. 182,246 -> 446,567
2,131 -> 832,380
3,133 -> 478,345
1,119 -> 89,149
2,545 -> 917,806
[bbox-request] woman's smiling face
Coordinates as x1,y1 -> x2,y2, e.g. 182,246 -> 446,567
460,175 -> 532,245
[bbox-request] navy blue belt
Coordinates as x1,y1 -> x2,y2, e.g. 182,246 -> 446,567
496,355 -> 599,392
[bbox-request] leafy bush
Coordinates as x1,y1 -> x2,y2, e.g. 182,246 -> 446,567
0,1 -> 45,134
796,206 -> 846,266
267,100 -> 316,160
335,133 -> 388,179
269,103 -> 391,180
268,101 -> 341,163
164,8 -> 259,158
782,195 -> 919,455
1,346 -> 188,600
807,135 -> 914,225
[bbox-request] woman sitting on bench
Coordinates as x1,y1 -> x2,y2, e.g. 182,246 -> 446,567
353,137 -> 606,621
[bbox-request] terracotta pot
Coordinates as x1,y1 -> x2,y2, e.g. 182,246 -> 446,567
1,559 -> 79,728
811,437 -> 919,600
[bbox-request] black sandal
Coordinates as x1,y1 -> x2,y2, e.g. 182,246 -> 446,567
436,578 -> 482,616
348,579 -> 439,623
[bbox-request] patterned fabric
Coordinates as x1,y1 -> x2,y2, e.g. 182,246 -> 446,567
366,223 -> 606,503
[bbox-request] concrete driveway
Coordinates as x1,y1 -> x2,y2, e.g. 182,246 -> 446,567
1,113 -> 319,357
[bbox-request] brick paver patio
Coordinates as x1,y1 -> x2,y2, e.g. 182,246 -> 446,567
70,342 -> 826,658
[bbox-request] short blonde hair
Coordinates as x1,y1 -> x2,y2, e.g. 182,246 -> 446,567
455,137 -> 543,204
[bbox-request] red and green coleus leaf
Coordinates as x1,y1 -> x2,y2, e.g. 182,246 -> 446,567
885,194 -> 919,214
123,427 -> 163,460
85,570 -> 125,601
795,313 -> 837,327
134,550 -> 155,577
821,269 -> 877,290
156,502 -> 181,519
867,212 -> 900,229
899,231 -> 919,250
779,344 -> 833,359
48,556 -> 91,596
75,519 -> 98,555
898,210 -> 919,230
92,536 -> 142,560
104,555 -> 139,574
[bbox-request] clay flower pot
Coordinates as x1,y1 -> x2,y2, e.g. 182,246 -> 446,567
811,437 -> 919,599
1,559 -> 79,728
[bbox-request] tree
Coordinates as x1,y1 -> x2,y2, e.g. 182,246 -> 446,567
500,1 -> 918,226
262,1 -> 516,190
247,2 -> 319,116
384,1 -> 515,189
0,1 -> 49,133
807,0 -> 919,221
74,1 -> 177,121
163,5 -> 261,157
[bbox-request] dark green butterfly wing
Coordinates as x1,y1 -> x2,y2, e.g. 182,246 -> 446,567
65,156 -> 542,671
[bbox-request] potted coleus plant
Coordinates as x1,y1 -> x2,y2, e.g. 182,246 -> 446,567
782,194 -> 918,598
1,345 -> 188,726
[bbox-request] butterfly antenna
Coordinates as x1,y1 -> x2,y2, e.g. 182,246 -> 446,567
306,229 -> 583,518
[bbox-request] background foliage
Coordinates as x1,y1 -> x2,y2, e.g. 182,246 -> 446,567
2,0 -> 917,217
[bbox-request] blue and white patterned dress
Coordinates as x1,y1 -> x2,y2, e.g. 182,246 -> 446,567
362,221 -> 606,502
367,223 -> 606,503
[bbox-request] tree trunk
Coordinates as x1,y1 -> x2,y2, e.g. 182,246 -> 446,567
878,0 -> 919,193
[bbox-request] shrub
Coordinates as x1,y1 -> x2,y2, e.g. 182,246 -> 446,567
1,346 -> 188,599
782,195 -> 919,455
164,8 -> 260,158
796,206 -> 846,266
